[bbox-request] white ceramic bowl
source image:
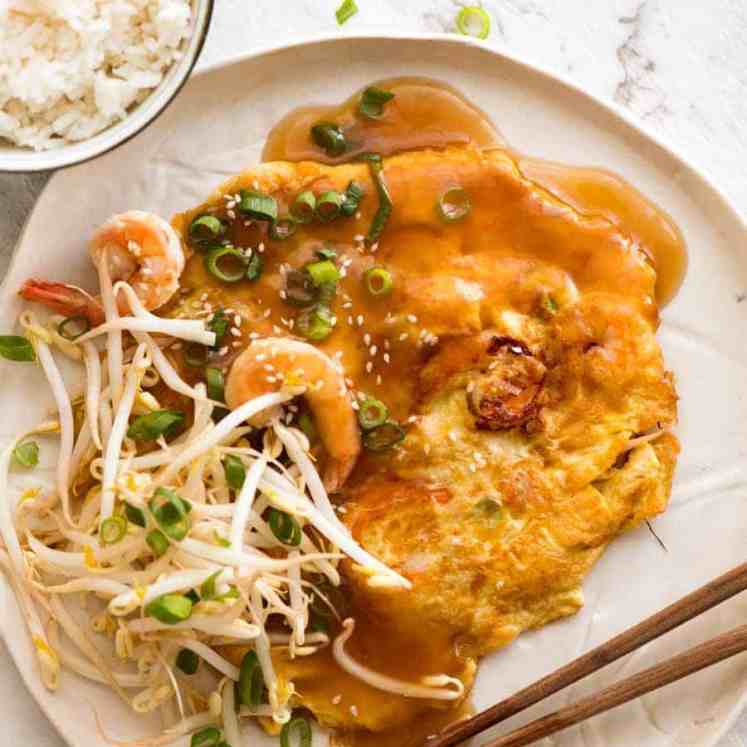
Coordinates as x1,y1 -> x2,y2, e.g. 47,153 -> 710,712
0,0 -> 214,173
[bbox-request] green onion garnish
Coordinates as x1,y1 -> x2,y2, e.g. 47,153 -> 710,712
363,266 -> 393,296
124,502 -> 146,527
306,259 -> 340,286
298,412 -> 317,442
316,191 -> 343,222
335,0 -> 358,25
146,593 -> 193,624
189,215 -> 225,246
358,86 -> 395,120
358,397 -> 389,430
127,409 -> 184,441
308,615 -> 329,634
191,727 -> 222,747
206,367 -> 225,402
146,529 -> 170,557
316,245 -> 337,261
437,187 -> 472,222
296,305 -> 335,341
341,181 -> 365,217
245,252 -> 263,281
238,650 -> 265,707
363,420 -> 405,451
239,190 -> 278,221
149,487 -> 192,541
207,308 -> 229,347
205,245 -> 247,283
200,570 -> 221,600
281,716 -> 312,747
284,270 -> 319,308
213,532 -> 231,548
268,508 -> 303,546
291,191 -> 317,224
456,6 -> 491,39
184,342 -> 210,367
311,122 -> 347,158
223,454 -> 246,491
176,648 -> 199,675
362,155 -> 392,244
57,315 -> 90,341
270,217 -> 297,241
100,515 -> 127,545
12,440 -> 39,468
184,588 -> 200,605
0,335 -> 35,362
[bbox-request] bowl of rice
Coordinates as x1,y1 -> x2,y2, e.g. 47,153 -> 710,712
0,0 -> 213,172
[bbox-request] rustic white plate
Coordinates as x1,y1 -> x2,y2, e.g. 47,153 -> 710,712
1,34 -> 746,747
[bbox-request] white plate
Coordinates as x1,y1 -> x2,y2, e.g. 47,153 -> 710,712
1,33 -> 746,747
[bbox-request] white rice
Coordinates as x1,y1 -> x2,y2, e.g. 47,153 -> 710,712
0,0 -> 193,151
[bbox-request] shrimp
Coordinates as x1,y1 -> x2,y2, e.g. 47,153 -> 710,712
225,338 -> 361,492
20,210 -> 185,324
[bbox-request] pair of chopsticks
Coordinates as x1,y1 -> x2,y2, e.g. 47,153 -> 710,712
427,561 -> 747,747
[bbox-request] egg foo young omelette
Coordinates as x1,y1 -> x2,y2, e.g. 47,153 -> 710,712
6,78 -> 682,747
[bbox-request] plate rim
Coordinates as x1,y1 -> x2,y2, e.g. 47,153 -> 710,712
3,31 -> 746,747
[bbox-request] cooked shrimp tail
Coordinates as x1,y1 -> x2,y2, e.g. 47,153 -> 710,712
19,279 -> 105,326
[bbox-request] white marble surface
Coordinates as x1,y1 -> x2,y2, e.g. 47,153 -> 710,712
1,1 -> 746,745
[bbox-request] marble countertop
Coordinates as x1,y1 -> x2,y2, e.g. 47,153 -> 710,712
1,1 -> 746,745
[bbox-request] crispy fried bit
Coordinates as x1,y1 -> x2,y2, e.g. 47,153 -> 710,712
469,336 -> 546,430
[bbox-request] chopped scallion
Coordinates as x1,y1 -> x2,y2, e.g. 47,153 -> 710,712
184,342 -> 210,367
146,593 -> 193,624
149,487 -> 192,541
362,155 -> 392,243
12,440 -> 39,468
437,186 -> 472,222
268,508 -> 303,546
245,252 -> 263,281
358,397 -> 389,430
146,529 -> 170,557
296,305 -> 335,341
238,190 -> 278,221
363,266 -> 393,296
291,191 -> 317,224
284,269 -> 319,308
206,367 -> 225,402
306,259 -> 340,287
205,245 -> 247,284
207,308 -> 229,347
281,717 -> 312,747
223,454 -> 246,491
57,315 -> 90,341
316,191 -> 343,222
127,410 -> 184,441
0,335 -> 35,362
335,0 -> 358,25
340,181 -> 365,216
124,502 -> 146,527
270,217 -> 297,241
176,648 -> 199,675
358,86 -> 395,120
100,515 -> 127,545
456,6 -> 491,39
363,420 -> 405,451
200,570 -> 221,600
311,122 -> 347,158
191,728 -> 222,747
238,650 -> 265,707
189,215 -> 225,246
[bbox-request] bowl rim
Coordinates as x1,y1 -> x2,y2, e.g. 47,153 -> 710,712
0,0 -> 215,174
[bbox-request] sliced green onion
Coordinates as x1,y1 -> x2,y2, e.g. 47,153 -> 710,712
284,270 -> 319,308
456,6 -> 491,39
340,181 -> 365,216
176,648 -> 199,675
316,191 -> 343,222
191,728 -> 222,747
437,187 -> 472,222
214,587 -> 240,602
57,315 -> 90,341
308,615 -> 329,634
296,305 -> 335,341
149,487 -> 192,541
213,531 -> 231,548
316,245 -> 337,261
146,529 -> 170,557
100,515 -> 127,545
12,440 -> 39,468
206,367 -> 225,402
268,508 -> 302,546
238,190 -> 278,221
363,420 -> 405,451
0,335 -> 35,362
207,309 -> 229,347
291,191 -> 317,224
184,343 -> 210,368
189,215 -> 225,245
124,502 -> 146,528
205,245 -> 247,284
281,717 -> 312,747
306,259 -> 340,286
223,454 -> 246,491
336,0 -> 358,24
358,86 -> 395,120
311,122 -> 347,158
363,155 -> 392,244
127,409 -> 184,441
298,412 -> 317,442
245,252 -> 263,281
358,397 -> 389,430
363,266 -> 393,296
238,650 -> 265,707
146,593 -> 192,624
184,589 -> 200,605
270,217 -> 297,241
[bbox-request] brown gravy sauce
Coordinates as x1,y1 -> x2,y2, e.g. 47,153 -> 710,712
263,76 -> 686,306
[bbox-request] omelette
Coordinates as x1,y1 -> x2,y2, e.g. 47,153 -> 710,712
164,79 -> 681,743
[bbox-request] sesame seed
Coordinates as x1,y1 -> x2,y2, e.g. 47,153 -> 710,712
355,211 -> 362,219
351,400 -> 360,411
272,325 -> 283,334
230,328 -> 241,337
365,361 -> 373,373
264,364 -> 274,372
356,315 -> 364,327
383,353 -> 390,364
332,695 -> 342,705
218,346 -> 228,356
279,290 -> 287,300
227,209 -> 236,220
469,463 -> 477,473
249,332 -> 260,340
407,314 -> 418,324
347,315 -> 354,326
399,333 -> 408,342
267,376 -> 277,383
350,705 -> 358,717
200,293 -> 209,302
232,340 -> 242,347
256,354 -> 266,361
384,339 -> 390,350
363,333 -> 371,346
408,415 -> 418,424
263,309 -> 272,318
369,345 -> 377,356
257,242 -> 265,253
353,234 -> 365,243
342,302 -> 353,309
376,374 -> 382,385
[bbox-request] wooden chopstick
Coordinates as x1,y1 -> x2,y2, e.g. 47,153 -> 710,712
427,560 -> 747,747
